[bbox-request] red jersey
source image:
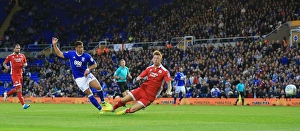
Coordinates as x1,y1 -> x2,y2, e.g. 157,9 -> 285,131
139,64 -> 172,97
4,53 -> 27,76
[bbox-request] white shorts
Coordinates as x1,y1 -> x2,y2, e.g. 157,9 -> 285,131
175,86 -> 186,94
75,73 -> 97,92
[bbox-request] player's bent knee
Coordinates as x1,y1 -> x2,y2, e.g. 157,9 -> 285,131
89,80 -> 101,89
122,95 -> 133,103
84,88 -> 93,95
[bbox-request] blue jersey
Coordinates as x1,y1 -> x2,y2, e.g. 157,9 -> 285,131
237,83 -> 245,92
174,72 -> 185,86
63,51 -> 96,79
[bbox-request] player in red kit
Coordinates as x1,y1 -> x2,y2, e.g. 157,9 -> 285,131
103,50 -> 172,115
2,44 -> 30,109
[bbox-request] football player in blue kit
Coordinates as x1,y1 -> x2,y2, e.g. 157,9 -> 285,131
173,67 -> 186,106
52,37 -> 111,114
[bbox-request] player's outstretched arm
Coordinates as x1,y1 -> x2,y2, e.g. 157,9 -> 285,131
166,80 -> 172,95
52,37 -> 64,58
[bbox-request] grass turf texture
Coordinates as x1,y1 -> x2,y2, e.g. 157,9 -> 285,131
0,103 -> 299,131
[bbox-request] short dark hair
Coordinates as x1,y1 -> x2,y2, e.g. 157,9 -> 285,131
13,43 -> 20,48
74,41 -> 83,47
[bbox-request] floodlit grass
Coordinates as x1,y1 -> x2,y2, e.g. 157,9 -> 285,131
0,103 -> 299,131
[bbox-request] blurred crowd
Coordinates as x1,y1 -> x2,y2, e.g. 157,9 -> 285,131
0,0 -> 15,25
1,0 -> 300,49
5,38 -> 298,99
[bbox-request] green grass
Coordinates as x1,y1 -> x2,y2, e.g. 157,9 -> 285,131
0,103 -> 299,131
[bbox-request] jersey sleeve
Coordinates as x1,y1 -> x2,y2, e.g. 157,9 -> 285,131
87,54 -> 96,65
164,70 -> 172,82
3,55 -> 11,64
139,68 -> 149,78
63,51 -> 72,59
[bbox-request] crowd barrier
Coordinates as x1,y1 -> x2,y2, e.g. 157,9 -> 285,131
0,97 -> 300,106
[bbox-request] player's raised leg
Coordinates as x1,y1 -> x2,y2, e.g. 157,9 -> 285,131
4,88 -> 16,102
84,88 -> 103,114
103,92 -> 134,112
77,76 -> 103,114
89,77 -> 111,107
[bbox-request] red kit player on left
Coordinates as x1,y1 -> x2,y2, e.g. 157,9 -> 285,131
3,44 -> 30,109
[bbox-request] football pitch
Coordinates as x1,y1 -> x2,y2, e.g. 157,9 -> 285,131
0,103 -> 299,131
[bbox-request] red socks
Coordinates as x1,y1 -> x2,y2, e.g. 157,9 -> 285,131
17,91 -> 25,105
113,100 -> 125,110
113,100 -> 133,114
125,108 -> 131,113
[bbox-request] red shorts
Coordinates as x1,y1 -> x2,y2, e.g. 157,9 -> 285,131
129,85 -> 155,107
11,75 -> 23,88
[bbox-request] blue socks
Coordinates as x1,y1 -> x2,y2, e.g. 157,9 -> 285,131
97,90 -> 105,103
174,97 -> 177,104
174,92 -> 183,104
88,94 -> 102,110
179,94 -> 183,101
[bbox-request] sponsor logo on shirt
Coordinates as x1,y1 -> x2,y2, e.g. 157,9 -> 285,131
150,72 -> 158,77
74,60 -> 82,67
14,58 -> 22,62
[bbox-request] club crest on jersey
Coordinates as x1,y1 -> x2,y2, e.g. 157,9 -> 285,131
158,70 -> 162,73
81,57 -> 85,62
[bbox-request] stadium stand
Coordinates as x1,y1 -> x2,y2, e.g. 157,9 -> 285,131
2,0 -> 300,47
0,0 -> 15,26
0,0 -> 299,98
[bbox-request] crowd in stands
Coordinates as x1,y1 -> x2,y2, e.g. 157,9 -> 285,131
1,37 -> 299,99
0,0 -> 15,26
1,0 -> 300,49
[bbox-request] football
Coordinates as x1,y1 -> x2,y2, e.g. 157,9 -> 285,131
285,84 -> 297,96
